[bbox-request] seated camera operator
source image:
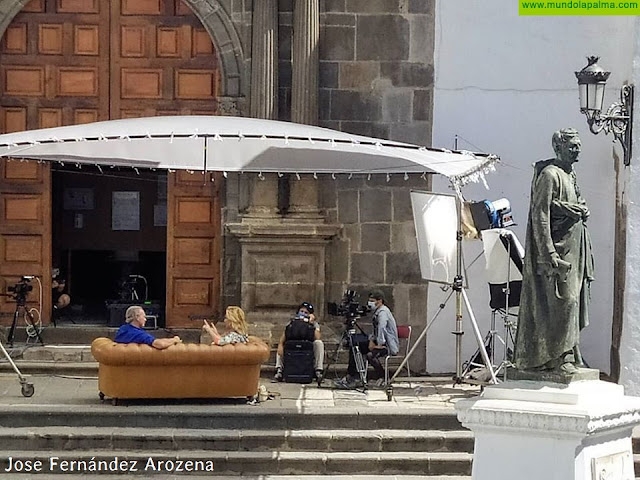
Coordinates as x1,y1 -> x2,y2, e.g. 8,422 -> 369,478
52,275 -> 71,312
335,289 -> 399,389
273,302 -> 324,382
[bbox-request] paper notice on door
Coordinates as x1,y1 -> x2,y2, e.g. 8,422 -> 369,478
112,191 -> 140,231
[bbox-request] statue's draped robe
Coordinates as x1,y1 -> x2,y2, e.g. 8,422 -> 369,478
514,159 -> 594,370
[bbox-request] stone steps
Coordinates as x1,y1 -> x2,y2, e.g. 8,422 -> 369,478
0,427 -> 474,453
0,407 -> 462,431
0,450 -> 473,476
0,407 -> 471,476
0,476 -> 472,480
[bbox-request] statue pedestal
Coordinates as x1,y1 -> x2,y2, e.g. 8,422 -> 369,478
455,380 -> 640,480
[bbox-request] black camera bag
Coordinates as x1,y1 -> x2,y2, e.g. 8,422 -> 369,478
285,319 -> 316,342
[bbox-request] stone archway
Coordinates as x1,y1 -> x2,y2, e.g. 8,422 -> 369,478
0,0 -> 245,98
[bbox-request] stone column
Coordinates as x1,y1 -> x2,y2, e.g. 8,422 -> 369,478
287,176 -> 322,220
291,0 -> 319,125
244,0 -> 280,219
244,173 -> 280,220
289,1 -> 320,218
250,0 -> 278,120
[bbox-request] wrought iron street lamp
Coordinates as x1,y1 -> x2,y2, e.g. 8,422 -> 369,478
575,56 -> 634,166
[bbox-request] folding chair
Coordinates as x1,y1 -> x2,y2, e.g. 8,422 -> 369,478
383,325 -> 412,387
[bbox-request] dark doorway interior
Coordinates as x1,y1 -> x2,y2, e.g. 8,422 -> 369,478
52,167 -> 167,326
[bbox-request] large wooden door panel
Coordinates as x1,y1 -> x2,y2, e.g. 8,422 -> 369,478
0,160 -> 51,322
111,0 -> 219,118
0,0 -> 110,129
166,171 -> 221,327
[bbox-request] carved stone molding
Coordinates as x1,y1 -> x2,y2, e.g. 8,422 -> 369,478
456,380 -> 640,436
457,401 -> 640,436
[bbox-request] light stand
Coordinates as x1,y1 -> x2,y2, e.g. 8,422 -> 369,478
391,192 -> 497,388
461,229 -> 520,382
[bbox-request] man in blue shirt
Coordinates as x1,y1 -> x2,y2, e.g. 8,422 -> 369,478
115,306 -> 181,349
335,289 -> 399,389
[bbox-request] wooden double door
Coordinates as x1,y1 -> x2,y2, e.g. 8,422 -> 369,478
0,0 -> 222,327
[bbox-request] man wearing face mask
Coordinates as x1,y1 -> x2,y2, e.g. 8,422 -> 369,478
335,289 -> 399,389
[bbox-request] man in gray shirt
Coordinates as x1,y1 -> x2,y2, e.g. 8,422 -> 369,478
335,289 -> 399,388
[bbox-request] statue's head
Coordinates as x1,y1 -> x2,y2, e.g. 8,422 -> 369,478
552,128 -> 581,164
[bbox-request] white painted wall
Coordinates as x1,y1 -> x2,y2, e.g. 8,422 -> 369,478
429,0 -> 635,375
619,18 -> 640,395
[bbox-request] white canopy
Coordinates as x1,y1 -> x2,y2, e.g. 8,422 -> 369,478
0,116 -> 498,186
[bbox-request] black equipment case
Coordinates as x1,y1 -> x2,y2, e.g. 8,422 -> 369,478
283,340 -> 315,384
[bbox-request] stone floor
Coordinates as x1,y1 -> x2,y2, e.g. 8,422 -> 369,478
0,372 -> 479,411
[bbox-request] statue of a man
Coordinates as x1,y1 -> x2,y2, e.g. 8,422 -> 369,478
514,128 -> 595,374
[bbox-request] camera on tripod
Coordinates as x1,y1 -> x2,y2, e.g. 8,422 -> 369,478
7,276 -> 33,302
327,289 -> 369,330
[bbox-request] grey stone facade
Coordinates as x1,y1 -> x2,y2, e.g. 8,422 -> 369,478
217,0 -> 436,370
278,0 -> 435,147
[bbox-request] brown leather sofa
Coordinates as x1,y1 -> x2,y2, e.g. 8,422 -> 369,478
91,337 -> 270,403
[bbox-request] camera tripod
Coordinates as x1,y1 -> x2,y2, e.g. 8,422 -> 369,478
6,294 -> 44,348
322,319 -> 369,390
0,293 -> 37,397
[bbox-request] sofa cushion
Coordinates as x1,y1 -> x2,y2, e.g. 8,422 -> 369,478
91,337 -> 270,366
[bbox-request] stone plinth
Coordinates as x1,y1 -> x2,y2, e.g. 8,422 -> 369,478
226,222 -> 340,332
456,380 -> 640,480
508,366 -> 600,384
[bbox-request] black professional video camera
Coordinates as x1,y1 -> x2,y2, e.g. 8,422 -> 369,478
327,289 -> 369,329
7,276 -> 33,303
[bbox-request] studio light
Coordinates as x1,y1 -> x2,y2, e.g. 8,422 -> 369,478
575,56 -> 634,166
468,198 -> 515,232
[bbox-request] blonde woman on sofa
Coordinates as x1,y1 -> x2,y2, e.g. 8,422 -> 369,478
202,306 -> 249,346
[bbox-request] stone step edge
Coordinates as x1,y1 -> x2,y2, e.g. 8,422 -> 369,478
0,450 -> 474,460
0,427 -> 474,438
0,427 -> 474,452
0,475 -> 472,480
0,450 -> 473,474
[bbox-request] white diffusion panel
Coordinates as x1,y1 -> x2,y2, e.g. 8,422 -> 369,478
410,190 -> 458,284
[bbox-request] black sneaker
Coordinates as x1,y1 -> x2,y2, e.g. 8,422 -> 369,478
315,369 -> 324,384
273,368 -> 283,382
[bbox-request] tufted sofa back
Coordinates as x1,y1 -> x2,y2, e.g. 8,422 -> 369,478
91,337 -> 270,366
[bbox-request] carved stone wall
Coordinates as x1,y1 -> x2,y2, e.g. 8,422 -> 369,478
278,0 -> 435,146
320,172 -> 432,371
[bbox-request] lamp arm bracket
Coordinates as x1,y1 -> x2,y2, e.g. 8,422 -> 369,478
584,84 -> 634,166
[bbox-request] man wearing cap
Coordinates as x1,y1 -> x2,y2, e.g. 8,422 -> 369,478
273,301 -> 325,382
336,289 -> 399,389
114,305 -> 181,350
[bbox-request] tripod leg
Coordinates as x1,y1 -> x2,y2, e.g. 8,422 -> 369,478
461,289 -> 497,384
352,343 -> 368,388
389,288 -> 455,384
7,308 -> 19,347
322,331 -> 347,382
